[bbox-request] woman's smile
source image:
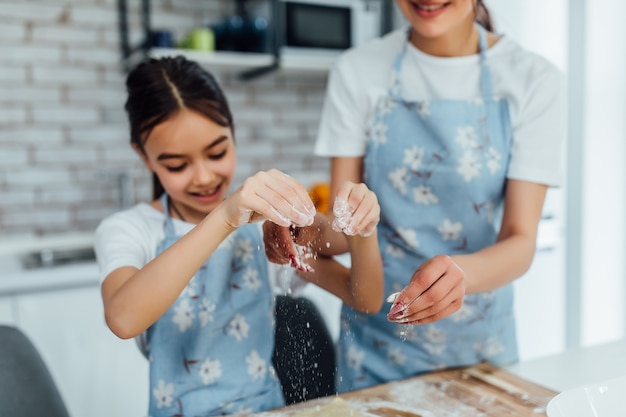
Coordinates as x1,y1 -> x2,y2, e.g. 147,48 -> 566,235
410,1 -> 451,19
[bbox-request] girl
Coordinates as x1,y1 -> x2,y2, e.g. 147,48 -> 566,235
264,0 -> 565,392
94,56 -> 383,416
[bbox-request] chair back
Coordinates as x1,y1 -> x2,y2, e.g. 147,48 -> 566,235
0,325 -> 71,417
273,295 -> 336,404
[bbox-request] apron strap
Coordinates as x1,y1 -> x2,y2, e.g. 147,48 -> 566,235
160,193 -> 177,236
477,24 -> 494,100
388,28 -> 411,99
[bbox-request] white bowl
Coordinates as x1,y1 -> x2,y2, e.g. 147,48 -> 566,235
547,374 -> 626,417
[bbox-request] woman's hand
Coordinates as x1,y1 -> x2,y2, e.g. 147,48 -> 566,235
222,169 -> 316,230
331,181 -> 380,237
387,254 -> 466,325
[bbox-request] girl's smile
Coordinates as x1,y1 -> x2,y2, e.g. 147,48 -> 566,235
188,184 -> 223,204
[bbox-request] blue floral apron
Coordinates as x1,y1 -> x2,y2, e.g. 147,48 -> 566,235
336,26 -> 518,393
145,194 -> 283,416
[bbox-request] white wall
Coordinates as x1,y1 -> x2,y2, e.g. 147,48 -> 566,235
580,0 -> 626,346
485,0 -> 570,360
489,0 -> 626,348
488,0 -> 568,71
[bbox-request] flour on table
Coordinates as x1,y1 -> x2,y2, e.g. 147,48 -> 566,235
292,397 -> 366,417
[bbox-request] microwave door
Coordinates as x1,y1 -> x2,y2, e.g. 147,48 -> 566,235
285,2 -> 351,50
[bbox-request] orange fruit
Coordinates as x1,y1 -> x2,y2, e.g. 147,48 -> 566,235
309,182 -> 330,214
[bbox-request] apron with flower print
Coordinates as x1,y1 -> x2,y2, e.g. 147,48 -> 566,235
336,26 -> 518,393
146,194 -> 283,416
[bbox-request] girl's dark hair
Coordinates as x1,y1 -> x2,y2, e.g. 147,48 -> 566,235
475,0 -> 495,33
124,56 -> 234,200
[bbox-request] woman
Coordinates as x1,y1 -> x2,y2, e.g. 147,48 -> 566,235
264,0 -> 564,392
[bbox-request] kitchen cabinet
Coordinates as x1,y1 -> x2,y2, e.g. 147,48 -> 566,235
3,286 -> 149,417
0,297 -> 15,325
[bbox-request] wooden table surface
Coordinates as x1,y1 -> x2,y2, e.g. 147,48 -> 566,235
254,363 -> 558,417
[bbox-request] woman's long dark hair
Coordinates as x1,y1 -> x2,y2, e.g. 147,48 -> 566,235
475,0 -> 495,32
124,56 -> 234,200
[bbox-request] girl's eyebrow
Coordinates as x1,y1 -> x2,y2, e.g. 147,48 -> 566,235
156,135 -> 229,161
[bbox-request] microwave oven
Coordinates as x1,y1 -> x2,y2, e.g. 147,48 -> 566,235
279,0 -> 383,55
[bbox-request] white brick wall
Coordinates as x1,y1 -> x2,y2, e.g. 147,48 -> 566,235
0,45 -> 63,62
0,0 -> 330,235
31,26 -> 100,45
0,65 -> 28,83
0,127 -> 65,143
32,66 -> 100,84
0,147 -> 29,167
0,106 -> 28,125
0,22 -> 26,40
0,86 -> 62,102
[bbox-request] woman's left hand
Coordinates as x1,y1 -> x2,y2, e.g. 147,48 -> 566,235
387,254 -> 466,325
331,181 -> 380,237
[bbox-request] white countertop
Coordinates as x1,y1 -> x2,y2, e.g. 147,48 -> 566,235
0,232 -> 95,256
0,261 -> 100,296
506,338 -> 626,392
0,232 -> 99,296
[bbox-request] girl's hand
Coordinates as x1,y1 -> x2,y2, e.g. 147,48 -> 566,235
387,255 -> 466,325
263,220 -> 321,271
331,181 -> 379,237
223,169 -> 316,229
263,222 -> 298,265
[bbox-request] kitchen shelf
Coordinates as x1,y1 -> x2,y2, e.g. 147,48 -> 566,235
149,47 -> 339,73
117,0 -> 393,79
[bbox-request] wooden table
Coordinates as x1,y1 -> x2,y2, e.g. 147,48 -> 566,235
254,363 -> 558,416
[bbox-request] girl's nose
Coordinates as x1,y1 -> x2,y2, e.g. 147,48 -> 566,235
191,162 -> 215,185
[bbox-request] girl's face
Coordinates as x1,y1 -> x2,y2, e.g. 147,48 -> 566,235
396,0 -> 476,41
137,108 -> 236,224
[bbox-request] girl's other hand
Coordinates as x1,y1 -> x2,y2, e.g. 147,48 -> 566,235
387,254 -> 466,325
224,169 -> 316,229
262,221 -> 318,271
332,181 -> 380,237
262,222 -> 295,266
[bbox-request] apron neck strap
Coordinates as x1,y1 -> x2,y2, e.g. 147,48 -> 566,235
160,193 -> 177,236
476,24 -> 494,99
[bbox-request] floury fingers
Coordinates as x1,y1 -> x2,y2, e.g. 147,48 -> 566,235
331,197 -> 354,235
331,182 -> 380,237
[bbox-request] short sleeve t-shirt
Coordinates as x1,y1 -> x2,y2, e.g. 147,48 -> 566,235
315,28 -> 565,187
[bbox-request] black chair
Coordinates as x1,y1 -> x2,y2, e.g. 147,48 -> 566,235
272,295 -> 336,405
0,325 -> 71,417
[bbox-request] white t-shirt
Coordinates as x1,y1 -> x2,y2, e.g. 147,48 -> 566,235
315,28 -> 565,187
94,203 -> 302,293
